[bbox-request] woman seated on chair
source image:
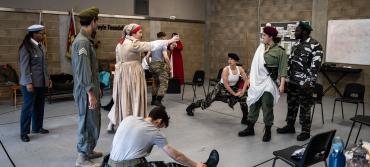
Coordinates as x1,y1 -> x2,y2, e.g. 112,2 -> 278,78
186,53 -> 249,124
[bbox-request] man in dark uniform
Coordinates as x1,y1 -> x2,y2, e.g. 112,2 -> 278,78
71,7 -> 102,167
277,22 -> 323,141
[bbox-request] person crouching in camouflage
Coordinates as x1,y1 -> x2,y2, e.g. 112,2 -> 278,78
148,32 -> 171,106
186,53 -> 249,125
277,21 -> 323,141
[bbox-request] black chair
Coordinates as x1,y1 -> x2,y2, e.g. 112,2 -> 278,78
331,83 -> 365,122
311,83 -> 325,124
182,70 -> 206,102
207,68 -> 223,94
272,130 -> 336,167
345,115 -> 370,149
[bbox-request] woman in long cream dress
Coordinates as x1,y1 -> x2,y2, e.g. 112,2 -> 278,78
107,23 -> 179,131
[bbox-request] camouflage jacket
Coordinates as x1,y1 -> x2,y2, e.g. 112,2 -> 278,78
288,37 -> 323,87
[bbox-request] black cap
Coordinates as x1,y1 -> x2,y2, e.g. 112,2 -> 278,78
298,21 -> 313,32
228,53 -> 240,61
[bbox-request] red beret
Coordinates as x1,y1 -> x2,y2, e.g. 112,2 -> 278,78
263,26 -> 278,37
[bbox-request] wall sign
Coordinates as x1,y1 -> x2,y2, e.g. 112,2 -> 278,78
98,24 -> 125,31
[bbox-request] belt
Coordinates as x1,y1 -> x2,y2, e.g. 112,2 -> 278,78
108,157 -> 147,167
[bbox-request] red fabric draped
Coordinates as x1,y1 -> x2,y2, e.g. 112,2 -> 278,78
171,41 -> 184,84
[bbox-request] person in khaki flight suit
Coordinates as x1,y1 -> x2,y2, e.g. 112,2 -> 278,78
71,7 -> 102,167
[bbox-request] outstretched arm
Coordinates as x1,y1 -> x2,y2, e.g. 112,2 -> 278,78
162,144 -> 206,167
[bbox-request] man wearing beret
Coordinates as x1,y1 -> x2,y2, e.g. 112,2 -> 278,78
71,7 -> 102,167
277,21 -> 323,141
18,24 -> 52,142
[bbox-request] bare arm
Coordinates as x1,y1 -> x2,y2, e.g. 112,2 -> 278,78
162,144 -> 205,167
163,50 -> 171,66
279,77 -> 286,94
239,67 -> 249,94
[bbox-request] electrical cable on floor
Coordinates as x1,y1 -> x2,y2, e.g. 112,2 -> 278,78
0,138 -> 16,167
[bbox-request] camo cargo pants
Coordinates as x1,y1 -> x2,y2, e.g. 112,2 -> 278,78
149,61 -> 170,96
286,83 -> 314,133
192,83 -> 248,112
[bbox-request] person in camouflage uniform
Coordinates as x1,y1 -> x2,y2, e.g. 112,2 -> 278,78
277,21 -> 323,141
148,32 -> 171,106
186,53 -> 249,125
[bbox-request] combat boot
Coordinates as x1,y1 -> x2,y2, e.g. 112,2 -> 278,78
277,124 -> 295,134
238,122 -> 255,137
262,126 -> 272,142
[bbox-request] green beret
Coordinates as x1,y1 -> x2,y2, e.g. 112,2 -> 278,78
79,7 -> 99,21
298,21 -> 313,32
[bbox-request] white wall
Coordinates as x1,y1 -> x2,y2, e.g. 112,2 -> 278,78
0,0 -> 205,20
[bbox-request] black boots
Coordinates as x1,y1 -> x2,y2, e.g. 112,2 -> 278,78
205,150 -> 219,167
238,122 -> 255,137
102,99 -> 114,111
186,103 -> 196,116
153,96 -> 163,106
262,126 -> 272,142
151,95 -> 157,105
297,132 -> 310,141
276,124 -> 295,134
241,108 -> 248,125
277,124 -> 310,141
239,123 -> 272,142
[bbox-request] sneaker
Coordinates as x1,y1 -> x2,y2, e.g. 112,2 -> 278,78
76,155 -> 101,167
205,150 -> 219,167
88,151 -> 103,159
297,132 -> 310,141
276,125 -> 295,134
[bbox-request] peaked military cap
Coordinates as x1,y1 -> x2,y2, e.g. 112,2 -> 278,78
27,24 -> 45,32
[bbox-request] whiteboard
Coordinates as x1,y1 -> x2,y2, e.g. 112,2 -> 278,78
326,19 -> 370,65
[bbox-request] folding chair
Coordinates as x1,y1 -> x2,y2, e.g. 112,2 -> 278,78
182,70 -> 206,102
272,130 -> 336,167
331,83 -> 365,122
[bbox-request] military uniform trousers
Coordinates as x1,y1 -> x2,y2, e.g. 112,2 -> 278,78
75,92 -> 101,156
20,86 -> 46,136
149,61 -> 170,96
108,158 -> 187,167
192,83 -> 248,112
247,92 -> 274,126
286,83 -> 314,132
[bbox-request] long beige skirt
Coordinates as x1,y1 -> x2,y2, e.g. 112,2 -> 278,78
108,61 -> 147,126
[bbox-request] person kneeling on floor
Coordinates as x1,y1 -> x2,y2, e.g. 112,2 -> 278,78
108,106 -> 219,167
